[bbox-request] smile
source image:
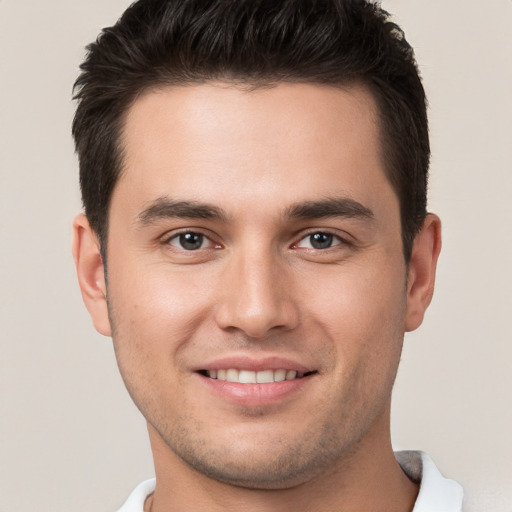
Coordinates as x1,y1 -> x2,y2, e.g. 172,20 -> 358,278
199,369 -> 314,383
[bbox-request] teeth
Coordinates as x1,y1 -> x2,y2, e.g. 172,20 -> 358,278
206,369 -> 307,383
226,369 -> 239,382
274,369 -> 286,382
286,370 -> 297,380
256,369 -> 274,383
239,370 -> 256,383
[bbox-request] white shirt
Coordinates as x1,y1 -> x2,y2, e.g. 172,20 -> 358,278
395,451 -> 464,512
118,451 -> 463,512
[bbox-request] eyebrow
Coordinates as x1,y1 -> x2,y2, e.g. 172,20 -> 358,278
285,197 -> 374,222
135,195 -> 374,226
136,197 -> 229,225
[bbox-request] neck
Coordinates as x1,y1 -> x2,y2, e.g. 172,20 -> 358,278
145,407 -> 418,512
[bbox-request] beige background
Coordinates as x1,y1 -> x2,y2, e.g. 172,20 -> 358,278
1,1 -> 511,510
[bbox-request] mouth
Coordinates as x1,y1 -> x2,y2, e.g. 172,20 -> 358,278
195,356 -> 318,405
198,368 -> 317,384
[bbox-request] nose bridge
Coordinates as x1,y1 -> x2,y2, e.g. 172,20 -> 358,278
215,239 -> 299,337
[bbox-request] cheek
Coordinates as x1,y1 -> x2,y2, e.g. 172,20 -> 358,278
106,272 -> 203,417
304,258 -> 406,328
111,261 -> 215,331
301,259 -> 407,377
106,265 -> 210,375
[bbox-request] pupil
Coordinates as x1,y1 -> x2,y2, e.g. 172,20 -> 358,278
311,233 -> 332,249
180,233 -> 203,250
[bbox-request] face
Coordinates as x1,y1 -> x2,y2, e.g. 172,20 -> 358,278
75,82 -> 436,489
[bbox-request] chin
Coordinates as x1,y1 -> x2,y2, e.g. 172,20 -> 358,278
159,419 -> 357,490
180,449 -> 334,490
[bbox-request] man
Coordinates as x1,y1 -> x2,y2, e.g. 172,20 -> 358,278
71,0 -> 463,510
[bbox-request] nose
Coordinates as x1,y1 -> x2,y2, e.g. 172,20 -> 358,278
214,249 -> 300,338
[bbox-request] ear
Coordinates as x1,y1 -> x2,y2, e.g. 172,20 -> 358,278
405,214 -> 442,332
72,214 -> 112,337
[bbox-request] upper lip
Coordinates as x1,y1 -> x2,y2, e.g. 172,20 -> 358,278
196,355 -> 314,373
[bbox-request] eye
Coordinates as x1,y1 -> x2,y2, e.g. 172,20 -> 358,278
296,232 -> 342,250
168,232 -> 211,251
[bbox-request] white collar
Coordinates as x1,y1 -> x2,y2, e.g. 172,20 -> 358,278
118,478 -> 155,512
396,451 -> 464,512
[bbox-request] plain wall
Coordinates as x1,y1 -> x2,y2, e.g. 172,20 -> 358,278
0,1 -> 511,510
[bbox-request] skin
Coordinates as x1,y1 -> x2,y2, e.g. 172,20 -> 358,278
73,82 -> 441,511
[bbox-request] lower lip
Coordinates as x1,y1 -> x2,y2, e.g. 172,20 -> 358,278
197,373 -> 313,406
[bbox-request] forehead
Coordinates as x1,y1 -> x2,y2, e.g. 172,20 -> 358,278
114,82 -> 395,222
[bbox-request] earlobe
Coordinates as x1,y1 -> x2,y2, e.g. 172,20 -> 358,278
405,214 -> 442,332
72,214 -> 112,337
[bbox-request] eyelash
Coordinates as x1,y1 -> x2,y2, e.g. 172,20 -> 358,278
294,231 -> 347,250
164,230 -> 220,251
162,229 -> 350,252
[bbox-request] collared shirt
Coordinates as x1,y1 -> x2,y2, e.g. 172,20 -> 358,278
117,451 -> 464,512
396,451 -> 464,512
